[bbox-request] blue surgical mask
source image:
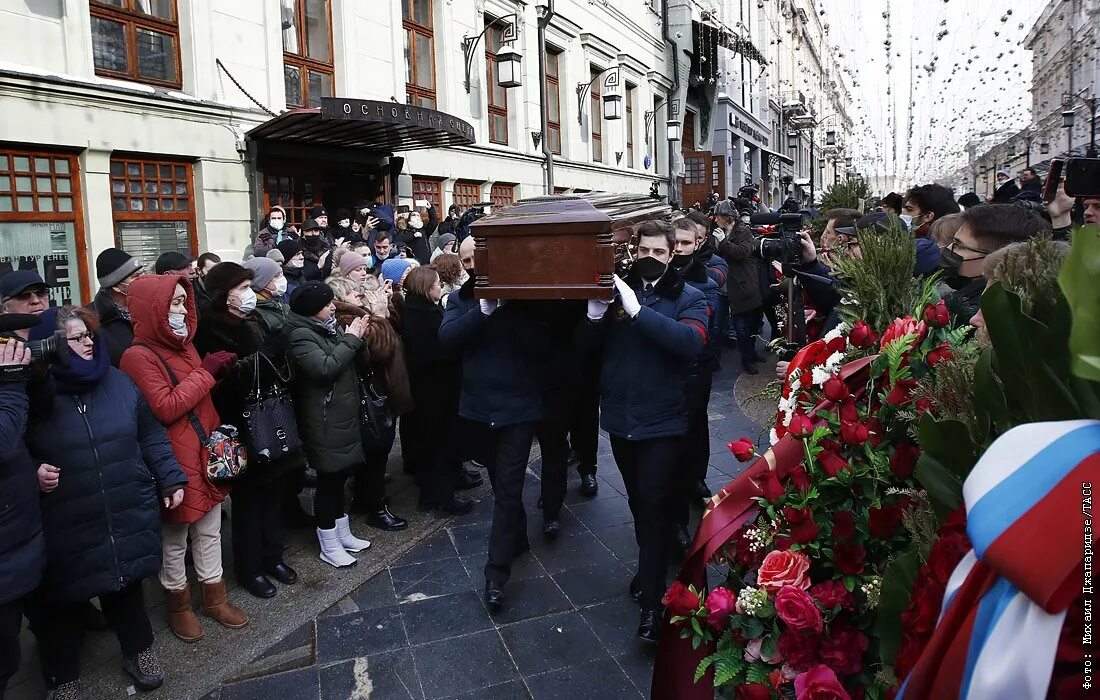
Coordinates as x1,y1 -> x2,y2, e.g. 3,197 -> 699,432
167,312 -> 187,337
899,214 -> 913,229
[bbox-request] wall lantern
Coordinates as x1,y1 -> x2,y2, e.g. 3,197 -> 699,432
1040,141 -> 1050,154
825,130 -> 836,146
666,120 -> 682,142
787,132 -> 799,149
1062,109 -> 1076,129
603,93 -> 623,121
495,45 -> 523,89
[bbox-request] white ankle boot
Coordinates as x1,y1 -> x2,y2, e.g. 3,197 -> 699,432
335,514 -> 372,553
317,527 -> 357,568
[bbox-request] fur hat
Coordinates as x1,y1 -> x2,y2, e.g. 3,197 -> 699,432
203,262 -> 253,308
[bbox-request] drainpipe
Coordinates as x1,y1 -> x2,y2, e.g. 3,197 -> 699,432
663,0 -> 680,205
538,0 -> 556,194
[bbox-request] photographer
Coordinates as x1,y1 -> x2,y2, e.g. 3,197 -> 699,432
713,201 -> 763,374
0,337 -> 44,697
0,271 -> 50,327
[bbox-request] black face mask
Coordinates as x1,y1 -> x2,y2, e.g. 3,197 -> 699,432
939,246 -> 983,291
633,255 -> 668,282
671,253 -> 694,270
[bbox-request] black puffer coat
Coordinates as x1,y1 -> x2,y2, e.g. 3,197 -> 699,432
0,381 -> 45,605
27,367 -> 186,603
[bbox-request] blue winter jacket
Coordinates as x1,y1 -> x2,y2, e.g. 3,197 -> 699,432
0,381 -> 45,606
915,236 -> 941,278
27,368 -> 186,603
591,271 -> 709,440
678,258 -> 721,369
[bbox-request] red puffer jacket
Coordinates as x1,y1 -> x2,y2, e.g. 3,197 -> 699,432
120,274 -> 228,524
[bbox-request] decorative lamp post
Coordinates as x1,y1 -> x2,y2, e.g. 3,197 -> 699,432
603,92 -> 623,121
494,45 -> 523,88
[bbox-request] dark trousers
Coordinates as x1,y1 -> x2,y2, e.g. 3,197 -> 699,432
716,294 -> 731,343
352,447 -> 388,512
405,408 -> 460,506
610,435 -> 680,610
483,422 -> 536,586
314,470 -> 349,529
536,414 -> 570,521
676,369 -> 714,527
730,310 -> 760,365
568,379 -> 601,477
232,473 -> 290,580
0,597 -> 23,695
35,583 -> 153,686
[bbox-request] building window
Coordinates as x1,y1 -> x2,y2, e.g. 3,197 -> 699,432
546,49 -> 562,155
90,0 -> 181,88
282,0 -> 334,108
486,22 -> 509,145
403,0 -> 436,108
684,155 -> 708,185
0,148 -> 86,305
264,173 -> 319,227
453,181 -> 482,209
110,157 -> 196,269
489,183 -> 515,207
626,85 -> 635,168
590,67 -> 603,163
412,177 -> 442,210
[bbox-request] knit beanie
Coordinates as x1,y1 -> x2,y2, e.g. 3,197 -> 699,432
266,248 -> 285,264
154,251 -> 191,275
289,280 -> 334,316
338,251 -> 369,277
203,262 -> 253,308
242,256 -> 280,292
381,259 -> 415,287
276,239 -> 302,261
96,248 -> 144,288
436,233 -> 456,250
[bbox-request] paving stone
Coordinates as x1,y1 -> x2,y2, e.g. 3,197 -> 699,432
400,590 -> 494,645
460,551 -> 547,585
591,523 -> 639,565
221,667 -> 320,700
391,557 -> 476,601
394,529 -> 460,566
498,610 -> 606,676
551,561 -> 632,607
579,597 -> 650,658
349,570 -> 399,611
615,647 -> 659,696
447,520 -> 493,556
228,620 -> 316,682
484,575 -> 572,625
315,604 -> 408,664
525,658 -> 640,700
437,679 -> 531,700
412,629 -> 519,698
532,532 -> 620,575
319,649 -> 423,700
565,496 -> 636,530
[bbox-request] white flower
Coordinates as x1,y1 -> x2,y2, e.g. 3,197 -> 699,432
824,351 -> 845,373
823,325 -> 846,343
777,394 -> 797,416
736,586 -> 769,617
811,366 -> 833,386
861,576 -> 883,609
769,427 -> 780,445
781,409 -> 793,428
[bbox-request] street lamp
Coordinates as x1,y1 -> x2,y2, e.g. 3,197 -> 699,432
666,120 -> 682,142
462,14 -> 520,94
1040,141 -> 1050,155
825,130 -> 836,146
602,93 -> 623,121
1063,108 -> 1075,156
845,156 -> 853,168
494,45 -> 523,88
576,67 -> 621,124
787,132 -> 800,150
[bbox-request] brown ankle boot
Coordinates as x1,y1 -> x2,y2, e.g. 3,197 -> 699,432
163,585 -> 204,642
200,579 -> 248,629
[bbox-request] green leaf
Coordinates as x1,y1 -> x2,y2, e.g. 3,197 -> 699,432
690,616 -> 703,638
694,652 -> 720,683
1059,225 -> 1100,382
745,661 -> 772,685
712,649 -> 745,687
916,413 -> 979,481
876,547 -> 922,665
743,617 -> 766,639
914,453 -> 964,516
973,346 -> 1011,436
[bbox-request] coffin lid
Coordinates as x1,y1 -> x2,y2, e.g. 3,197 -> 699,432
471,192 -> 671,237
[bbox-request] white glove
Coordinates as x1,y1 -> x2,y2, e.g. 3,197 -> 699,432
613,275 -> 641,318
587,298 -> 610,321
713,229 -> 727,242
479,299 -> 500,316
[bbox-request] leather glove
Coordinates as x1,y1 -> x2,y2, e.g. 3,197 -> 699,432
612,275 -> 641,318
200,351 -> 238,380
478,299 -> 501,316
586,298 -> 610,321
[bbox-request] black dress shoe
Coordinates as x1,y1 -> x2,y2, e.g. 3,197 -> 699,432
580,474 -> 599,497
462,463 -> 482,478
629,575 -> 641,603
367,506 -> 408,531
637,609 -> 661,643
742,362 -> 759,375
485,581 -> 505,611
695,480 -> 713,502
457,470 -> 484,490
543,519 -> 560,539
438,495 -> 474,515
242,574 -> 277,599
266,562 -> 298,585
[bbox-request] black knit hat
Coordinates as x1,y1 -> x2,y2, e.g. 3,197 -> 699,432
309,204 -> 328,219
276,239 -> 302,260
334,208 -> 351,223
203,262 -> 253,309
289,280 -> 334,316
96,248 -> 144,288
155,251 -> 191,275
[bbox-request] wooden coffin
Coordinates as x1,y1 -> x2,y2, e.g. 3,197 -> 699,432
470,193 -> 671,300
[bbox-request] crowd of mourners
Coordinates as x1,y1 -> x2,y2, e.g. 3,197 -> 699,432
0,174 -> 1097,700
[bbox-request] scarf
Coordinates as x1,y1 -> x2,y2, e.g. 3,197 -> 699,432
52,336 -> 111,395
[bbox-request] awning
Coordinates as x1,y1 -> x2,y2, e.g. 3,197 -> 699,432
246,97 -> 476,153
760,147 -> 795,166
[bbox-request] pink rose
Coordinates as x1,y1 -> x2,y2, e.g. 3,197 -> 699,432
794,665 -> 851,700
880,317 -> 927,350
705,586 -> 737,631
758,550 -> 812,592
744,637 -> 783,665
775,585 -> 824,632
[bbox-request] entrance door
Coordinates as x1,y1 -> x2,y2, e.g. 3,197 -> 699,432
680,109 -> 713,207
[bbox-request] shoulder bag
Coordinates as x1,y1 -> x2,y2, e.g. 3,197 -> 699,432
241,352 -> 302,462
358,367 -> 396,453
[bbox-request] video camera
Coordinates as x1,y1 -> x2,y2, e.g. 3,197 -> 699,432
1043,157 -> 1100,201
0,312 -> 67,380
751,212 -> 805,265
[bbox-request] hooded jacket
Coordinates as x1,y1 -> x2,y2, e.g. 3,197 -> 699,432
120,274 -> 228,524
91,289 -> 134,367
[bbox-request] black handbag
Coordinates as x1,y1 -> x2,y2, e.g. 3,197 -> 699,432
358,368 -> 396,453
241,352 -> 302,462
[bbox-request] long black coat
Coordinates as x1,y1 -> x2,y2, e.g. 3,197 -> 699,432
91,290 -> 134,367
718,223 -> 763,314
27,368 -> 186,603
403,295 -> 461,419
0,382 -> 45,605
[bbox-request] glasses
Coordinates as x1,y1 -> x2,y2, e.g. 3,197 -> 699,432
67,331 -> 94,343
11,288 -> 49,302
948,238 -> 992,256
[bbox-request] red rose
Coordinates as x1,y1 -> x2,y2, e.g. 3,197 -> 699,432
661,580 -> 700,617
705,586 -> 737,631
772,535 -> 793,551
885,378 -> 918,406
732,525 -> 765,569
869,503 -> 904,539
833,542 -> 866,575
730,437 -> 757,462
775,584 -> 824,632
810,580 -> 854,610
789,464 -> 811,493
823,377 -> 850,402
769,669 -> 786,691
820,438 -> 843,454
783,505 -> 820,544
817,448 -> 850,478
922,300 -> 950,328
761,470 -> 786,502
890,441 -> 920,480
826,335 -> 848,354
737,684 -> 775,700
819,624 -> 869,676
832,511 -> 856,540
794,665 -> 851,700
926,341 -> 953,367
778,629 -> 820,671
848,321 -> 877,349
838,400 -> 858,423
865,417 -> 884,447
901,573 -> 941,635
915,396 -> 933,414
839,421 -> 869,446
880,317 -> 927,350
757,549 -> 812,592
789,413 -> 814,438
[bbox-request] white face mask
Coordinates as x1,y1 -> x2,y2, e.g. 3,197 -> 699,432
235,287 -> 257,313
409,215 -> 424,230
272,277 -> 288,296
287,258 -> 305,269
168,312 -> 187,337
899,214 -> 914,228
269,218 -> 284,231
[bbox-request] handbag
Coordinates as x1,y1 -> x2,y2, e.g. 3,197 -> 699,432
137,345 -> 248,483
241,352 -> 302,462
358,368 -> 396,453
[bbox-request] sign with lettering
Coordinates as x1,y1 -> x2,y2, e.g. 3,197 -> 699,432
320,98 -> 476,144
730,113 -> 767,147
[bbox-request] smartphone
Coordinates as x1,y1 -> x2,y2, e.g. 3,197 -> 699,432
415,199 -> 430,208
1043,159 -> 1064,202
1064,157 -> 1100,198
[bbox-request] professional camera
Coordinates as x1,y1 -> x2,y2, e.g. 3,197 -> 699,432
752,212 -> 804,265
0,312 -> 68,376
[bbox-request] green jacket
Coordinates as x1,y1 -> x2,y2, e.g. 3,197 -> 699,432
285,313 -> 365,474
255,296 -> 290,336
